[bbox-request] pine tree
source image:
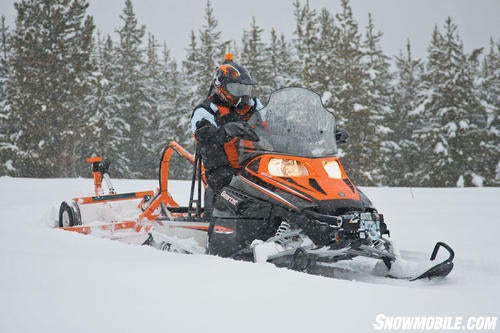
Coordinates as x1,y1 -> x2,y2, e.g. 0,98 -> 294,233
417,18 -> 487,186
148,38 -> 167,160
114,0 -> 150,178
5,0 -> 95,177
182,30 -> 202,109
141,32 -> 164,178
83,33 -> 130,177
159,45 -> 193,179
0,16 -> 13,174
197,0 -> 228,98
477,39 -> 500,185
182,1 -> 228,107
241,17 -> 272,97
265,28 -> 299,93
265,29 -> 282,92
0,16 -> 8,103
361,13 -> 394,185
292,0 -> 318,86
312,8 -> 337,100
330,0 -> 365,125
330,0 -> 368,184
385,40 -> 424,186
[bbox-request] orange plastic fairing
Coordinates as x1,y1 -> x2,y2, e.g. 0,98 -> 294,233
245,154 -> 360,202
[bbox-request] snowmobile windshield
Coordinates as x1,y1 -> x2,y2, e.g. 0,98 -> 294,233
243,87 -> 338,158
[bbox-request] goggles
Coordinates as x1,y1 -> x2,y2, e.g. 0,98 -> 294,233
226,82 -> 253,97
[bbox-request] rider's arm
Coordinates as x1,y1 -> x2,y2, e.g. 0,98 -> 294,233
191,107 -> 216,134
191,107 -> 227,145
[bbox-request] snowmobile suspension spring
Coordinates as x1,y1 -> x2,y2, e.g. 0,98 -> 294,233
275,221 -> 292,245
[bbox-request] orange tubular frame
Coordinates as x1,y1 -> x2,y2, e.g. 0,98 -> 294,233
62,141 -> 205,235
86,156 -> 105,196
139,141 -> 206,222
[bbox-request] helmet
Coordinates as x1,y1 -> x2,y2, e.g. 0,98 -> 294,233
212,54 -> 256,106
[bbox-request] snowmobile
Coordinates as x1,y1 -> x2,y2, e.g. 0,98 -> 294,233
58,87 -> 454,281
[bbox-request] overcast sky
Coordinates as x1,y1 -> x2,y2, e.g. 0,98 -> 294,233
1,0 -> 499,61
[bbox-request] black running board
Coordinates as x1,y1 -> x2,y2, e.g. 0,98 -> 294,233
407,242 -> 454,281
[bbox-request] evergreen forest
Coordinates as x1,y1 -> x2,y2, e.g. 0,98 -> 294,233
0,0 -> 498,187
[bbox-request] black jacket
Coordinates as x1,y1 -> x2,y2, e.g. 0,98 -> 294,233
191,95 -> 261,190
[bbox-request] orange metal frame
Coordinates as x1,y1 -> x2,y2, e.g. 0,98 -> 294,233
62,141 -> 205,234
85,156 -> 106,196
139,141 -> 206,221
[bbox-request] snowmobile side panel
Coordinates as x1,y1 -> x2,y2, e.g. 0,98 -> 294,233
209,218 -> 264,258
210,189 -> 274,258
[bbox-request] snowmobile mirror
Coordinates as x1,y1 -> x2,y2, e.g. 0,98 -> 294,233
335,128 -> 349,144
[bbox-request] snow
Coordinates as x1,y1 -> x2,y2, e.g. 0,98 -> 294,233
470,173 -> 485,187
434,142 -> 447,155
353,103 -> 365,111
376,124 -> 392,135
458,119 -> 469,130
445,121 -> 458,137
0,176 -> 499,333
457,175 -> 465,187
321,91 -> 332,105
457,172 -> 486,188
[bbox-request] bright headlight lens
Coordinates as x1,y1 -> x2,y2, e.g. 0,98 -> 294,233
268,158 -> 309,177
323,160 -> 342,178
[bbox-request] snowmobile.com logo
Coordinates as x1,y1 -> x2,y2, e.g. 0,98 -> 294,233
373,314 -> 497,331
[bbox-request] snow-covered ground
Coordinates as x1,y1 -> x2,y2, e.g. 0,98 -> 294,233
0,176 -> 499,332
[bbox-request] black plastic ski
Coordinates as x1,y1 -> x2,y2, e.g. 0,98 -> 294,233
409,242 -> 455,281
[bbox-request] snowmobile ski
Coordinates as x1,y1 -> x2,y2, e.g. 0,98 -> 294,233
407,242 -> 455,281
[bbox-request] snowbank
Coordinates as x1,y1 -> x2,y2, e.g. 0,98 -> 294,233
0,177 -> 498,332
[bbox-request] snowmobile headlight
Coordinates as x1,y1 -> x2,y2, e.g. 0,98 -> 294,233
322,160 -> 342,178
268,158 -> 309,177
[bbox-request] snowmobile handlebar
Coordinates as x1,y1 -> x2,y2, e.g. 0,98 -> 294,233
335,128 -> 349,144
223,121 -> 259,142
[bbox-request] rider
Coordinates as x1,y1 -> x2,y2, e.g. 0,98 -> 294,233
191,54 -> 263,211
